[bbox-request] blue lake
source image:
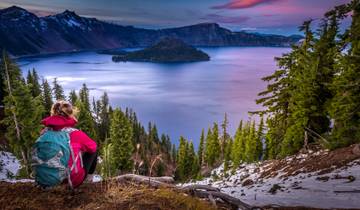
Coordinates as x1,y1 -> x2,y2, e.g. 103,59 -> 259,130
18,47 -> 290,147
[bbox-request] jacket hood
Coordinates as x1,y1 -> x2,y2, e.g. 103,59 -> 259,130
41,115 -> 77,130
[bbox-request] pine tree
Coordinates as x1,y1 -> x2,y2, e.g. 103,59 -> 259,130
245,121 -> 257,162
198,129 -> 205,166
256,117 -> 264,160
26,69 -> 41,97
205,123 -> 220,167
79,83 -> 90,110
1,52 -> 44,176
171,144 -> 177,163
53,78 -> 65,101
220,113 -> 230,159
68,90 -> 78,105
329,0 -> 360,148
0,57 -> 4,106
223,137 -> 232,173
231,120 -> 244,168
98,92 -> 111,144
175,136 -> 187,181
186,141 -> 196,178
109,108 -> 134,173
42,79 -> 53,115
75,100 -> 97,139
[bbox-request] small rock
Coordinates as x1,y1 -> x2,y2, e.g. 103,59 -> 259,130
242,179 -> 254,186
269,184 -> 282,194
352,144 -> 360,155
316,176 -> 330,182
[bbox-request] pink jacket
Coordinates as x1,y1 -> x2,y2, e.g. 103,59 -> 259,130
41,115 -> 97,188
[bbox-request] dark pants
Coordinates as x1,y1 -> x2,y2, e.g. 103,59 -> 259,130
82,151 -> 97,177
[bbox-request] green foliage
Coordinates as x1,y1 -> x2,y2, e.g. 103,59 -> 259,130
1,52 -> 45,176
245,121 -> 257,162
41,79 -> 53,116
26,69 -> 42,97
109,108 -> 134,173
197,129 -> 205,166
100,142 -> 116,178
52,78 -> 65,101
223,137 -> 232,172
328,1 -> 360,148
68,90 -> 78,105
256,1 -> 357,157
231,120 -> 244,168
175,137 -> 199,181
97,92 -> 111,144
75,100 -> 97,139
220,113 -> 230,159
205,123 -> 220,167
79,83 -> 90,111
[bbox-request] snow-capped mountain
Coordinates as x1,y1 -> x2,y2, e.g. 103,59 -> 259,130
0,6 -> 302,56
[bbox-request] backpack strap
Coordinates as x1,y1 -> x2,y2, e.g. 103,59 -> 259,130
60,127 -> 82,174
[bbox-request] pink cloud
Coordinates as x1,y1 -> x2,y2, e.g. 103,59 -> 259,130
202,14 -> 250,24
211,0 -> 282,10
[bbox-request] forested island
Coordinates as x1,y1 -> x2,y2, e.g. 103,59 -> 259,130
112,38 -> 210,63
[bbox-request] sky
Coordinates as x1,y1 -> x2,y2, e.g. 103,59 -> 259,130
0,0 -> 352,35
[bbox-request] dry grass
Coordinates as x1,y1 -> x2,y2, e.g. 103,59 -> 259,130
0,180 -> 218,210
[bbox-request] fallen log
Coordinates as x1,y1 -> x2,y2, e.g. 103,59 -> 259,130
181,184 -> 220,192
113,174 -> 175,188
112,174 -> 253,210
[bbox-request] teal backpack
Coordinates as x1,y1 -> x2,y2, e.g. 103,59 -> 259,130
31,128 -> 78,189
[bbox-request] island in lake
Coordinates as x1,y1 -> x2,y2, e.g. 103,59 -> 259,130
112,38 -> 210,63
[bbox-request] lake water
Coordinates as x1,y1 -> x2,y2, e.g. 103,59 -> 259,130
18,47 -> 290,147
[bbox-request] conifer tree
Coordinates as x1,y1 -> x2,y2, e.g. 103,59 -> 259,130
186,141 -> 196,178
53,78 -> 65,100
75,100 -> 97,139
98,92 -> 111,143
79,83 -> 90,110
231,120 -> 244,168
198,128 -> 205,166
109,108 -> 134,172
175,136 -> 187,181
26,69 -> 41,97
68,90 -> 78,105
171,144 -> 177,163
329,0 -> 360,148
42,79 -> 53,115
1,52 -> 44,175
205,123 -> 220,166
0,58 -> 4,106
245,121 -> 257,162
220,113 -> 230,159
223,137 -> 232,172
256,117 -> 264,160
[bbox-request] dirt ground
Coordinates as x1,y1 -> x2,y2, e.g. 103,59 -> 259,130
0,181 -> 220,210
1,144 -> 359,210
0,181 -> 352,210
260,144 -> 360,179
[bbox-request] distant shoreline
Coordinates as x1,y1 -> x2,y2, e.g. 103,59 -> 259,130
16,46 -> 292,60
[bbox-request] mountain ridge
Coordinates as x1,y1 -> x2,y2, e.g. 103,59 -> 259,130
0,6 -> 302,56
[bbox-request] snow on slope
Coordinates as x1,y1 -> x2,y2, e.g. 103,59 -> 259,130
182,150 -> 360,209
0,151 -> 21,181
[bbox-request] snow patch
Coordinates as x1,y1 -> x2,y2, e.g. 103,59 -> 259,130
182,158 -> 360,209
0,151 -> 21,181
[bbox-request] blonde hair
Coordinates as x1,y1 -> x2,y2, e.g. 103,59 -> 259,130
51,100 -> 78,119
